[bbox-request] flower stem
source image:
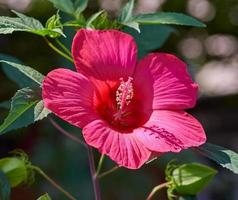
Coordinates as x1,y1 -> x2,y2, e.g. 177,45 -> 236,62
55,39 -> 72,56
87,146 -> 101,200
49,117 -> 87,147
44,37 -> 74,63
98,166 -> 120,179
146,182 -> 170,200
95,154 -> 105,177
31,166 -> 77,200
49,118 -> 101,199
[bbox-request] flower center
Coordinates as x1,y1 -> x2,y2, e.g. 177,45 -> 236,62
116,77 -> 134,110
95,76 -> 148,132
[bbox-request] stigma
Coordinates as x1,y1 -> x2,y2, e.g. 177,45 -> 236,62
116,77 -> 134,110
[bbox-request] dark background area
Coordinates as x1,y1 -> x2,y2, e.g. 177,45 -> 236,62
0,0 -> 238,199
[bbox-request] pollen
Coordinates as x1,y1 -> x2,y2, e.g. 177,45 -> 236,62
116,77 -> 134,110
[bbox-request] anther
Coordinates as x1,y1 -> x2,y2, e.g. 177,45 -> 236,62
116,77 -> 134,110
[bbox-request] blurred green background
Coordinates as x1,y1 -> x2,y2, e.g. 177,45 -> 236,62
0,0 -> 238,199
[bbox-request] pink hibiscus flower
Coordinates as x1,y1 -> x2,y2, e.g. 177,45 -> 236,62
42,29 -> 206,169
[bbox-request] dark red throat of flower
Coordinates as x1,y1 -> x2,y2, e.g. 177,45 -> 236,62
96,77 -> 148,133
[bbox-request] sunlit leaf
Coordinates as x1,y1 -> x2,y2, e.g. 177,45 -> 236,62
119,0 -> 135,23
0,10 -> 65,37
12,11 -> 44,29
0,10 -> 43,34
34,101 -> 51,121
172,163 -> 217,195
46,11 -> 62,28
134,12 -> 206,27
0,54 -> 40,87
197,143 -> 238,174
0,59 -> 50,134
0,171 -> 10,200
45,12 -> 65,38
0,157 -> 28,187
118,0 -> 139,32
123,21 -> 140,32
0,60 -> 44,86
35,28 -> 66,38
0,88 -> 50,134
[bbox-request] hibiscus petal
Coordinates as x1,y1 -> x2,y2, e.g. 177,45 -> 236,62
72,29 -> 137,81
42,68 -> 97,128
134,53 -> 198,110
135,110 -> 206,153
83,120 -> 151,169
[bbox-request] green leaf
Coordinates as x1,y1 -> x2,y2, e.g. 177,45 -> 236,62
35,28 -> 66,38
46,12 -> 62,29
63,20 -> 84,28
118,0 -> 138,31
0,10 -> 43,34
89,12 -> 121,30
0,59 -> 49,134
0,60 -> 44,86
48,0 -> 88,18
37,193 -> 52,200
0,171 -> 10,200
0,54 -> 40,87
119,0 -> 135,23
75,0 -> 88,15
45,12 -> 65,38
13,10 -> 65,37
86,10 -> 105,29
134,12 -> 206,27
172,163 -> 217,195
64,10 -> 120,30
12,10 -> 44,29
124,24 -> 176,58
34,101 -> 51,121
197,143 -> 238,174
179,195 -> 197,200
0,157 -> 28,187
48,0 -> 74,15
63,12 -> 86,28
0,10 -> 65,37
123,21 -> 140,32
0,88 -> 51,134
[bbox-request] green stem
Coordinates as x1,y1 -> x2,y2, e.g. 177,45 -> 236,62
44,37 -> 74,63
95,154 -> 105,177
55,39 -> 72,56
31,166 -> 77,200
146,182 -> 170,200
98,166 -> 120,179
